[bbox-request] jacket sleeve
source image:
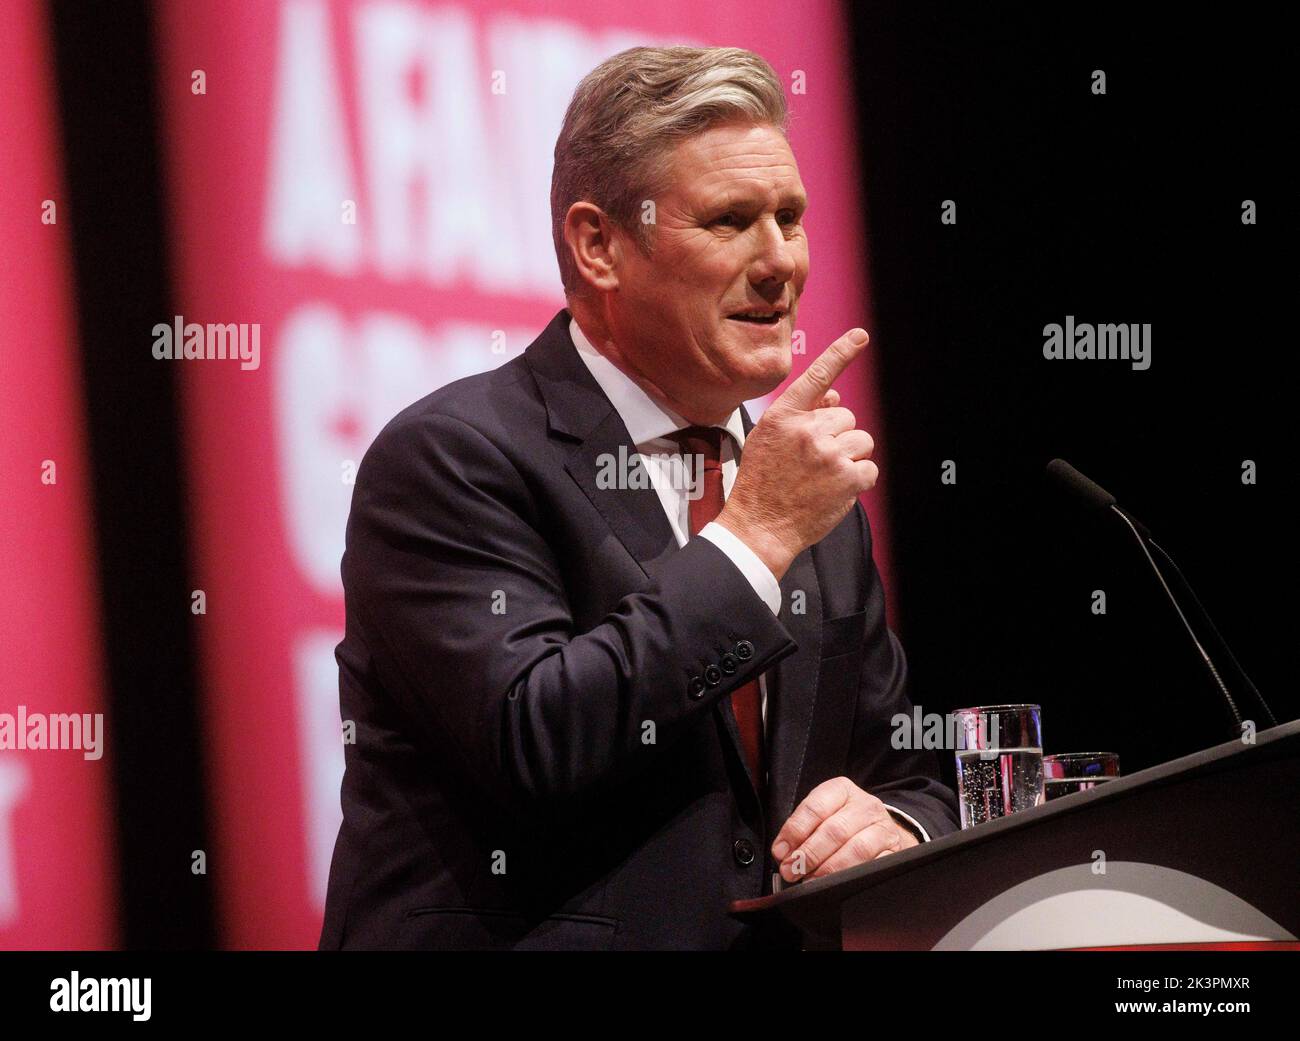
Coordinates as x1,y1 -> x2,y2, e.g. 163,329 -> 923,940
342,408 -> 798,822
844,503 -> 961,841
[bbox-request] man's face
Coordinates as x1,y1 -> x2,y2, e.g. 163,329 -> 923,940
606,119 -> 809,418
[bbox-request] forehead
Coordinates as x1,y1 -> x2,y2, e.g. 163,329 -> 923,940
664,121 -> 805,204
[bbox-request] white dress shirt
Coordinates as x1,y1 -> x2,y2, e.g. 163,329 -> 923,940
569,317 -> 930,843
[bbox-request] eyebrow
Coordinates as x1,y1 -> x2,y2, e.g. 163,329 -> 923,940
707,191 -> 808,213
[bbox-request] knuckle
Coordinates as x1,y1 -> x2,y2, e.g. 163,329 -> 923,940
822,816 -> 853,846
849,831 -> 880,860
805,360 -> 832,386
805,792 -> 834,820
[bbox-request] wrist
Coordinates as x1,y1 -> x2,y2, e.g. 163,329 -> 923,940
714,511 -> 795,582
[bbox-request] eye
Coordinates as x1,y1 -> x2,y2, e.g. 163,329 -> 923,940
713,213 -> 739,228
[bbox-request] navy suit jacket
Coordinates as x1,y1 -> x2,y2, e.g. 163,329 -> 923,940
318,307 -> 959,950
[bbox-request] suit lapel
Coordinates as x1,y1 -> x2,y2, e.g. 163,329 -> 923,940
525,309 -> 679,577
763,548 -> 823,836
563,412 -> 681,576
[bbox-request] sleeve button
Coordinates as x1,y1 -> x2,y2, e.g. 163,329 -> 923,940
735,640 -> 754,661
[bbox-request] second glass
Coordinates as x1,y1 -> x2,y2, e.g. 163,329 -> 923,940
1043,752 -> 1120,800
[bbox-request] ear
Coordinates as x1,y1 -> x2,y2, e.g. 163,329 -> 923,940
564,201 -> 622,295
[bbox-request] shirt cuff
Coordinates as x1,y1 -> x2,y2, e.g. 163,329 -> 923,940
883,804 -> 931,843
699,521 -> 781,615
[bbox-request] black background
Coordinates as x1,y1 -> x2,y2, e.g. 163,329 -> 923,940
849,2 -> 1293,787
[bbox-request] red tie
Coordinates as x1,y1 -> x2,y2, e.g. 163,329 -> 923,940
668,426 -> 765,787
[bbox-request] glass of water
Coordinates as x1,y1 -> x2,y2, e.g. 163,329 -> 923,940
1043,752 -> 1120,800
953,704 -> 1044,829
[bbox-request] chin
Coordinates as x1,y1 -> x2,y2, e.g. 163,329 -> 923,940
713,338 -> 791,396
754,346 -> 793,384
738,361 -> 791,400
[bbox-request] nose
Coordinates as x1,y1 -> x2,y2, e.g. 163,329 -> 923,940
749,216 -> 798,287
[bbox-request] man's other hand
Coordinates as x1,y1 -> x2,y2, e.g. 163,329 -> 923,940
770,776 -> 918,884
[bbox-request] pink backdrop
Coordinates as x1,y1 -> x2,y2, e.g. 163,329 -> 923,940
0,0 -> 118,950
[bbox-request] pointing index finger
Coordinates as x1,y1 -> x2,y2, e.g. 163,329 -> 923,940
779,328 -> 869,411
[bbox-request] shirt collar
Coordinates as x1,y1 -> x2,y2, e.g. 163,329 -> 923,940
569,315 -> 747,450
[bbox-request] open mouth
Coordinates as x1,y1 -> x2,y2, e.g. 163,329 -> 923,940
727,312 -> 784,325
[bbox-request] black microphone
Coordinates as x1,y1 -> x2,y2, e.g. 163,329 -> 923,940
1044,459 -> 1276,738
1043,458 -> 1150,540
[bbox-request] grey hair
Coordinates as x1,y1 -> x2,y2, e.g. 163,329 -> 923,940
550,45 -> 790,298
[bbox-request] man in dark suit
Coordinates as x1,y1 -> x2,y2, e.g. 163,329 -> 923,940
319,45 -> 958,951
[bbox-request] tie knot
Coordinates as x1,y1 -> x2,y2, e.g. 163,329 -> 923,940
667,425 -> 724,464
